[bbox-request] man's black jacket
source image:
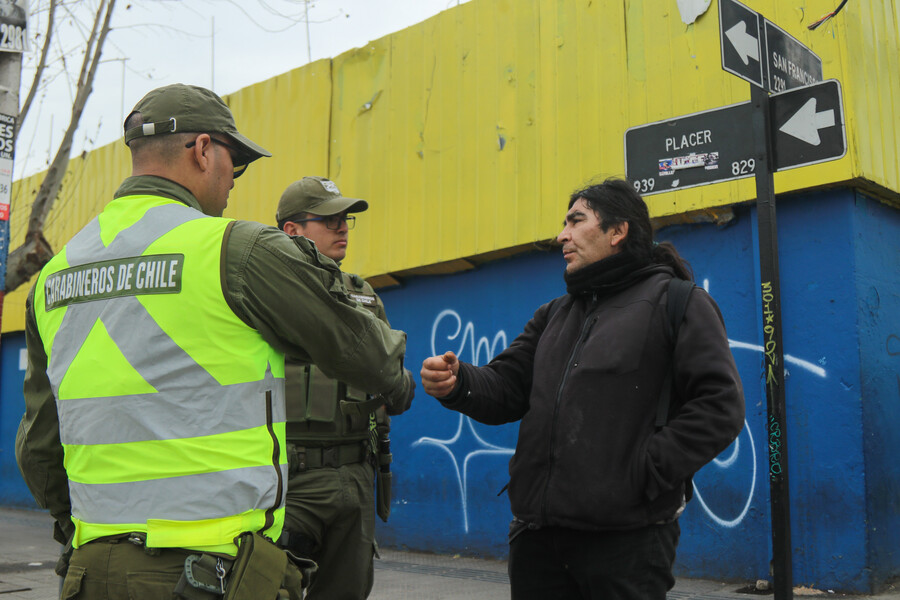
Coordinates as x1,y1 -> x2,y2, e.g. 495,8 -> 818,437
440,264 -> 745,531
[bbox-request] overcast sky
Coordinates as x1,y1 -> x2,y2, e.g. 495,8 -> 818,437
14,0 -> 467,179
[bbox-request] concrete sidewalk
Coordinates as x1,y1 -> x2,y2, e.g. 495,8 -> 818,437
1,507 -> 897,599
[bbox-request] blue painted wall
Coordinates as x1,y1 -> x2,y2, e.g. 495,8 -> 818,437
1,187 -> 897,592
0,331 -> 35,507
854,192 -> 900,589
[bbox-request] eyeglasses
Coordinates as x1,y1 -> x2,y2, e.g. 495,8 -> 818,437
185,137 -> 248,179
291,215 -> 356,230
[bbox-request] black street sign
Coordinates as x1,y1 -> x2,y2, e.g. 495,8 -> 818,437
763,20 -> 823,92
719,0 -> 764,88
624,102 -> 756,196
770,79 -> 845,171
719,0 -> 822,93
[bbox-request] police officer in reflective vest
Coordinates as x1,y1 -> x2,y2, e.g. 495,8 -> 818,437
15,85 -> 413,600
275,177 -> 415,599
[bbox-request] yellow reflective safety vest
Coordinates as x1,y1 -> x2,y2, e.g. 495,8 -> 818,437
34,194 -> 286,556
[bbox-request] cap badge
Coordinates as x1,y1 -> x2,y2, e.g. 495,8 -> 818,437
321,180 -> 341,194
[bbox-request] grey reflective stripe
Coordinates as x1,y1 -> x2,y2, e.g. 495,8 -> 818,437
48,203 -> 207,396
58,373 -> 284,446
69,463 -> 288,525
48,293 -> 221,402
64,204 -> 199,266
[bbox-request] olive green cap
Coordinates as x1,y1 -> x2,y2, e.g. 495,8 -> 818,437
123,83 -> 271,167
276,177 -> 368,222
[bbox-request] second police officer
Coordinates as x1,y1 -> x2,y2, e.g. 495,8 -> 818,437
275,176 -> 415,599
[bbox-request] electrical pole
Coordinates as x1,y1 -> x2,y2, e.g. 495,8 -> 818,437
0,28 -> 24,347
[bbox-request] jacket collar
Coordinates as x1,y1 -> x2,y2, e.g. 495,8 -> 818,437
114,175 -> 203,212
564,252 -> 669,300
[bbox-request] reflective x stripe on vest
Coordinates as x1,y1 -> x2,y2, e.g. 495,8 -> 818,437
35,196 -> 286,555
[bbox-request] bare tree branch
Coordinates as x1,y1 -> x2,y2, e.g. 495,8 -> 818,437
5,0 -> 117,293
16,0 -> 57,142
27,0 -> 114,235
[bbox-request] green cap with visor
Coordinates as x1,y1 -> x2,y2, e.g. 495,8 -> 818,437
276,177 -> 369,223
123,84 -> 271,169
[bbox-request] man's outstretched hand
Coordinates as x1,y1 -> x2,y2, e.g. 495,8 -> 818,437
420,351 -> 460,398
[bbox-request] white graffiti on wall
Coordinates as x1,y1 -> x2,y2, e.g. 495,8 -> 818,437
693,419 -> 757,528
427,309 -> 508,368
414,280 -> 828,532
412,309 -> 513,533
412,415 -> 514,533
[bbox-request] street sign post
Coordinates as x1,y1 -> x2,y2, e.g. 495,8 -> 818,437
720,0 -> 822,93
624,102 -> 756,196
770,79 -> 845,171
749,82 -> 793,600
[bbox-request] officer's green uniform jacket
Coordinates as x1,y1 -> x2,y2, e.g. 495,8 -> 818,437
15,175 -> 412,554
285,272 -> 412,448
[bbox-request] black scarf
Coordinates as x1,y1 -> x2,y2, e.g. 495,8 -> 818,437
564,252 -> 668,300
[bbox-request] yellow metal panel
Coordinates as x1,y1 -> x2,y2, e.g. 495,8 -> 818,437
835,0 -> 900,195
328,37 -> 394,277
332,0 -> 547,276
224,60 -> 332,228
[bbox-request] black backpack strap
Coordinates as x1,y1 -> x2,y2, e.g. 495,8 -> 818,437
542,295 -> 566,327
655,278 -> 695,429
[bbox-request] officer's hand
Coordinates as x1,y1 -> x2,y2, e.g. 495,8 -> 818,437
421,351 -> 459,398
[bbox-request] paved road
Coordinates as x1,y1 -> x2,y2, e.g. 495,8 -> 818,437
1,507 -> 897,599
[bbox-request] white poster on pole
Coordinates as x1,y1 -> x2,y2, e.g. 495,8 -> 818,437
0,0 -> 27,53
0,113 -> 14,221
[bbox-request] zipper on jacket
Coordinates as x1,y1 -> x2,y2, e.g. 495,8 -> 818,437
262,390 -> 283,533
540,295 -> 601,523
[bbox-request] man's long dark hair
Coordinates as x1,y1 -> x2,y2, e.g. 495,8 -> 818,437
569,178 -> 694,281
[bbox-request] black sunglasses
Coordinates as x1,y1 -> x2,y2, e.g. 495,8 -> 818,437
185,137 -> 248,178
288,214 -> 356,230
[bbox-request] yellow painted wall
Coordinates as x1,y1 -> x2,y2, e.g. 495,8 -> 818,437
4,0 -> 898,333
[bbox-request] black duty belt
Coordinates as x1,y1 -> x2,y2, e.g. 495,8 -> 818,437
289,442 -> 368,471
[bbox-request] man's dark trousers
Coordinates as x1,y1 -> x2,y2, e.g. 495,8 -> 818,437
508,521 -> 679,600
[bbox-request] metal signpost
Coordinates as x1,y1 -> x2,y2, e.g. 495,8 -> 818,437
723,2 -> 834,598
748,77 -> 794,600
624,3 -> 847,598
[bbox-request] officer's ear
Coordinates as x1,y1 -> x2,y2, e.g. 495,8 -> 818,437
187,134 -> 214,173
283,221 -> 303,236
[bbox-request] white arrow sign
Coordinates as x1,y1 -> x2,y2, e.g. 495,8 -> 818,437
778,98 -> 835,146
725,21 -> 759,65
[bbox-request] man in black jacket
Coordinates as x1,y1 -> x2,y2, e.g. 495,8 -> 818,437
421,178 -> 745,600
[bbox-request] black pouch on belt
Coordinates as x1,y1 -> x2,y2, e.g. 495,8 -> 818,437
223,532 -> 286,600
222,532 -> 319,600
